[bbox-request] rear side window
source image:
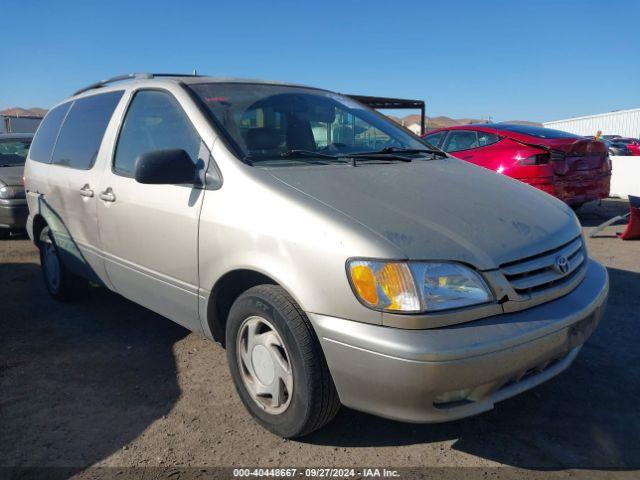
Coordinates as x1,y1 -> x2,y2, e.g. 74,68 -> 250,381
51,91 -> 123,170
28,103 -> 71,163
477,132 -> 501,147
113,90 -> 201,177
424,131 -> 446,147
442,130 -> 479,152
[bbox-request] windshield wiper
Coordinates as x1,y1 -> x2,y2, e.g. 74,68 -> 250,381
345,151 -> 413,163
354,147 -> 447,158
244,147 -> 446,167
283,149 -> 420,165
243,150 -> 345,165
280,149 -> 344,160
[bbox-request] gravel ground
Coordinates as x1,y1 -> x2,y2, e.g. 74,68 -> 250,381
1,199 -> 638,478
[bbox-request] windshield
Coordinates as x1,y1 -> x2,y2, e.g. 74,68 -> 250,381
0,139 -> 31,166
497,124 -> 581,140
189,83 -> 433,164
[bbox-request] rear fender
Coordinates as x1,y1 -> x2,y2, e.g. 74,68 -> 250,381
507,137 -> 606,176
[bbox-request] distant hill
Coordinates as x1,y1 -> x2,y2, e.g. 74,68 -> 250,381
0,107 -> 47,117
389,114 -> 541,131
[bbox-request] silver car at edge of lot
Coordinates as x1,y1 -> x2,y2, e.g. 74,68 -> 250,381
24,74 -> 609,437
0,133 -> 32,236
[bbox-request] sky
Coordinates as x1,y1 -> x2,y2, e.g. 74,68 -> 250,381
2,0 -> 639,122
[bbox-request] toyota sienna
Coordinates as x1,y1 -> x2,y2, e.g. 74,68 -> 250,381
24,73 -> 609,437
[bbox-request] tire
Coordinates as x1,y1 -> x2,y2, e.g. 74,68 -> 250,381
39,226 -> 89,301
0,229 -> 10,240
226,285 -> 340,438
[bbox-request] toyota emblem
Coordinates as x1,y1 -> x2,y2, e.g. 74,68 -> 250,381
554,255 -> 570,275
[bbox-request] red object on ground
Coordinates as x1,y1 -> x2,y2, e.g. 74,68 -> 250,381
618,207 -> 640,240
423,124 -> 611,207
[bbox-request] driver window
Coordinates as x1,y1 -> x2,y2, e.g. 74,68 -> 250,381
442,130 -> 479,152
114,90 -> 201,177
477,132 -> 501,147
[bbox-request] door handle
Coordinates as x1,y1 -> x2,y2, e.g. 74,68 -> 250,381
99,189 -> 116,203
79,185 -> 94,198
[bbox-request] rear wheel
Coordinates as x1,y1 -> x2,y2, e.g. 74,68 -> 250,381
39,226 -> 89,301
0,229 -> 10,240
226,285 -> 340,438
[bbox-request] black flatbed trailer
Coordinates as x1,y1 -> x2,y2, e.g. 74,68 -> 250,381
345,95 -> 426,135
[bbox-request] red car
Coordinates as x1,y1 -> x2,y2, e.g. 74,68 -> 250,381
612,137 -> 640,156
423,124 -> 611,207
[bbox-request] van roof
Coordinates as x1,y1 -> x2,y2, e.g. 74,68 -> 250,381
72,73 -> 316,96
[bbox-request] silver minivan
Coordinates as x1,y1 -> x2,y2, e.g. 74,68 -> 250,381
24,73 -> 609,437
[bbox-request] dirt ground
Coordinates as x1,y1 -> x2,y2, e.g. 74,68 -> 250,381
1,199 -> 639,478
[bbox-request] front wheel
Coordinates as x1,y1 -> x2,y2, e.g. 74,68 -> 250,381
226,285 -> 340,438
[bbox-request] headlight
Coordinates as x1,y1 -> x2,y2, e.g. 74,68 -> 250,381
347,260 -> 492,313
0,185 -> 25,199
410,262 -> 493,311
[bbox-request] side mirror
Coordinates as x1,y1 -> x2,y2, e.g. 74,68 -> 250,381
134,149 -> 197,185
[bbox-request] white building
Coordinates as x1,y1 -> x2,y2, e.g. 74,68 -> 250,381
543,108 -> 640,138
404,122 -> 422,135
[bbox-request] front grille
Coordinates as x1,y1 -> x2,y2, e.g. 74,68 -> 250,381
500,236 -> 585,296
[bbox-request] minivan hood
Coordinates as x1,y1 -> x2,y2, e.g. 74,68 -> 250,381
266,158 -> 580,270
0,165 -> 24,186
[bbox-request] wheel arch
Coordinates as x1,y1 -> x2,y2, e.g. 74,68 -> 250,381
207,268 -> 302,346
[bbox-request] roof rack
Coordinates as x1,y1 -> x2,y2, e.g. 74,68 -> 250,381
72,72 -> 203,96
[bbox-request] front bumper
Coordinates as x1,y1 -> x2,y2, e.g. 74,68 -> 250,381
309,259 -> 608,423
0,199 -> 28,229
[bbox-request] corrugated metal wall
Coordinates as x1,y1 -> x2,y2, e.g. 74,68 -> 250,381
543,108 -> 640,138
